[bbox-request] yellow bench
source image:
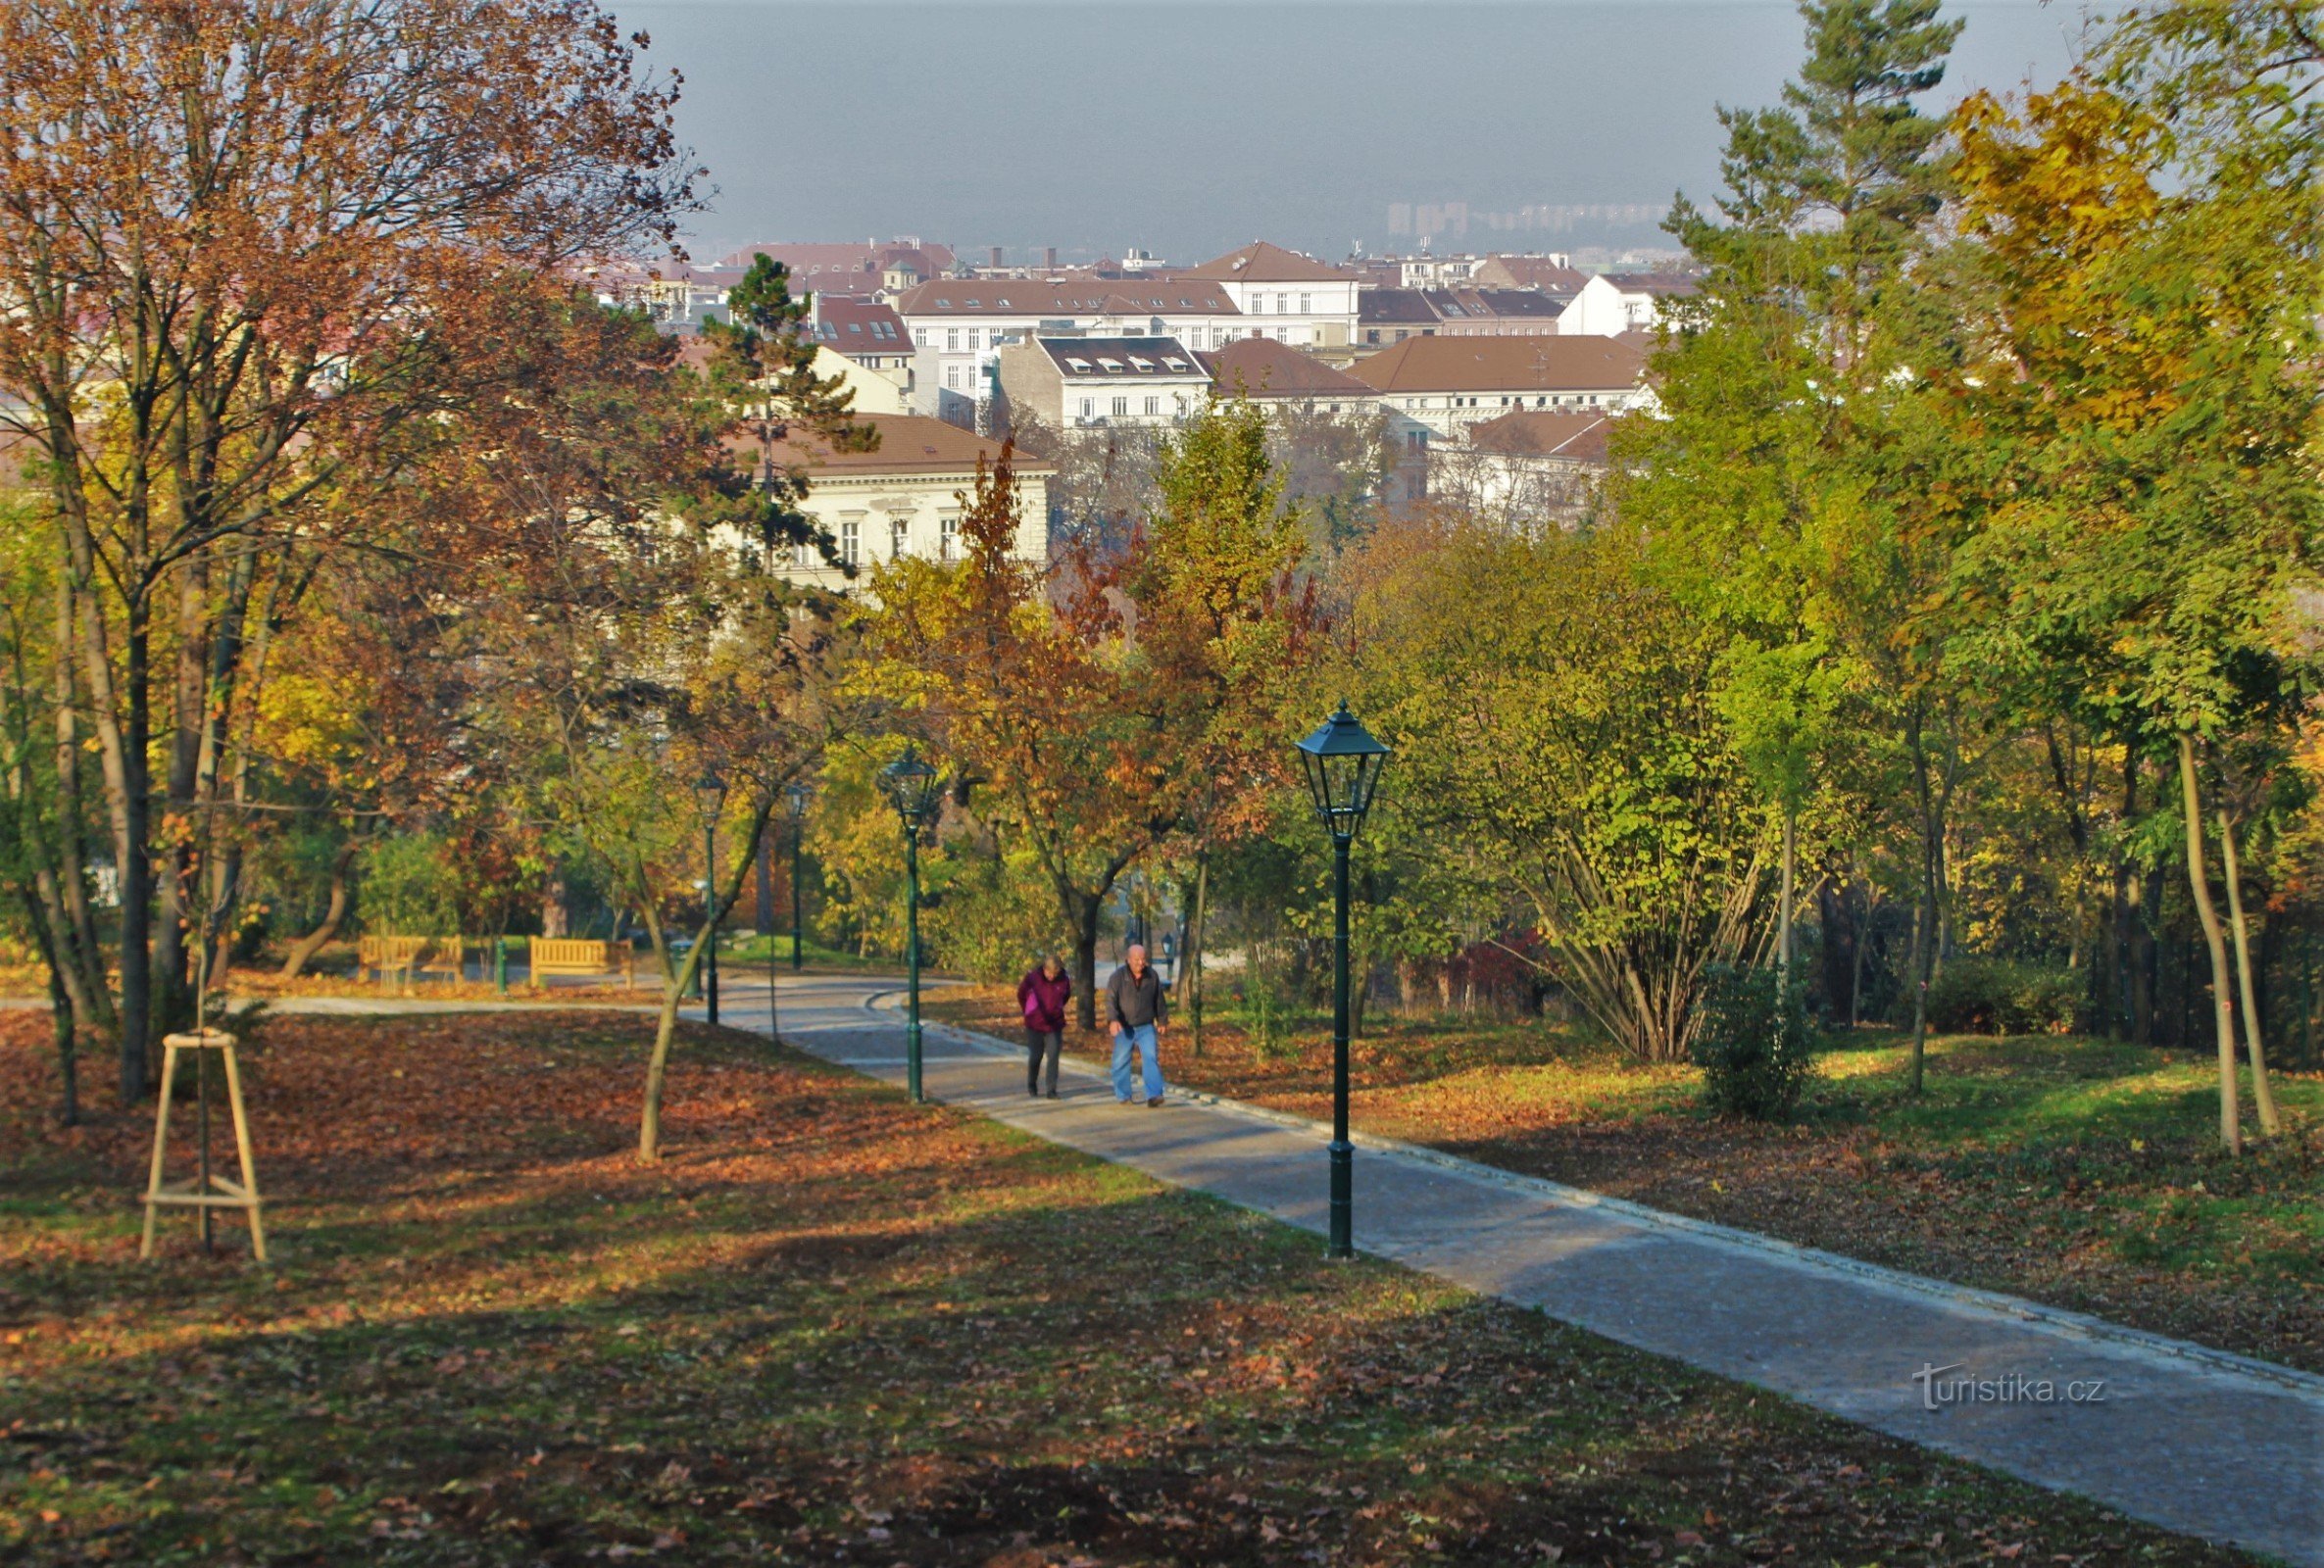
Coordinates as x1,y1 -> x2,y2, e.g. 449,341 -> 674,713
528,938 -> 635,989
357,935 -> 463,987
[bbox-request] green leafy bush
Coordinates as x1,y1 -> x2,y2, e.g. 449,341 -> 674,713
1921,957 -> 2085,1036
1691,964 -> 1815,1120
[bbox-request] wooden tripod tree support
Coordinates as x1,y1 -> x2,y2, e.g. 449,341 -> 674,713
140,1029 -> 267,1263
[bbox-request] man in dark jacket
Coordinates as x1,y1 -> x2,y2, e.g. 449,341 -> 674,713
1104,944 -> 1167,1105
1016,955 -> 1071,1098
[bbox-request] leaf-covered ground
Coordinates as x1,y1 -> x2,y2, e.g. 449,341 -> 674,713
0,1011 -> 2268,1565
923,990 -> 2324,1374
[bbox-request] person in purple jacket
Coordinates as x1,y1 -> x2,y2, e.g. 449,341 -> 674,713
1016,955 -> 1072,1098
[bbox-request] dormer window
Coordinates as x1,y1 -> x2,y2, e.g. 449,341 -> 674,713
1098,358 -> 1125,372
1162,357 -> 1190,371
1128,356 -> 1155,371
1064,357 -> 1094,373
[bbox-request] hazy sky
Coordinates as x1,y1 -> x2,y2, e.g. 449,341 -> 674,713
620,0 -> 2096,266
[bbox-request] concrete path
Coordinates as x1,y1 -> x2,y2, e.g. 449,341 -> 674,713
736,972 -> 2321,1565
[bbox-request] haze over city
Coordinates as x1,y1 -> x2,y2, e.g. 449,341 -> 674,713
633,0 -> 2092,264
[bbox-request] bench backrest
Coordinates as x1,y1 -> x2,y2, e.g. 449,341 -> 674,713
360,935 -> 442,963
532,939 -> 614,968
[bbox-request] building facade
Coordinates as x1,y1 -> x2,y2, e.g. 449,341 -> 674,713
894,278 -> 1245,425
751,414 -> 1052,590
995,336 -> 1211,433
1350,335 -> 1648,437
1173,241 -> 1361,350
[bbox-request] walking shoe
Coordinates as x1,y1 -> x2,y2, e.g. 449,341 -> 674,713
1116,1098 -> 1133,1104
1147,1096 -> 1163,1107
1044,1090 -> 1060,1099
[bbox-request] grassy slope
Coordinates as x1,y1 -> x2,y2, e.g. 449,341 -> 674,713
0,1010 -> 2267,1566
923,989 -> 2324,1374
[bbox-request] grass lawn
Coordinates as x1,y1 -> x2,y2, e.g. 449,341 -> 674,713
0,1010 -> 2269,1566
922,988 -> 2324,1375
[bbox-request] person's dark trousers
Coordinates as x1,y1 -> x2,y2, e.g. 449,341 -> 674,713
1026,1029 -> 1063,1095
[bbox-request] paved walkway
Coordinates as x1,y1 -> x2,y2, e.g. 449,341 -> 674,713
740,973 -> 2321,1565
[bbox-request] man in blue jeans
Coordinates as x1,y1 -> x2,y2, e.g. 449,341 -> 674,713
1104,943 -> 1167,1106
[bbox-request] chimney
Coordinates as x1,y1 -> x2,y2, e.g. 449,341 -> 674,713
989,245 -> 1004,269
1045,246 -> 1058,270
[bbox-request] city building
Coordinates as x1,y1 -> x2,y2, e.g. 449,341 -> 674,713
716,239 -> 959,298
1470,254 -> 1589,294
1428,409 -> 1615,524
1174,241 -> 1361,349
1359,283 -> 1629,346
1350,335 -> 1648,436
1601,270 -> 1703,330
995,336 -> 1211,434
746,413 -> 1051,589
894,278 -> 1245,424
1202,336 -> 1377,416
810,296 -> 915,376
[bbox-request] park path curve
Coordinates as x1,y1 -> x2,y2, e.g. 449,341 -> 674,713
724,971 -> 2322,1565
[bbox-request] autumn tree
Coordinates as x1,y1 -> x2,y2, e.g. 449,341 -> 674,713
1949,27 -> 2322,1149
865,402 -> 1317,1029
0,0 -> 693,1100
1621,0 -> 1969,1085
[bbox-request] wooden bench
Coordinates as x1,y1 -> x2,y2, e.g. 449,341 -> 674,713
357,935 -> 465,988
528,938 -> 635,989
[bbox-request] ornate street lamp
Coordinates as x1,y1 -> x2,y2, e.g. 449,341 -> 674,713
1295,701 -> 1390,1259
784,779 -> 815,974
879,747 -> 944,1102
693,771 -> 727,1024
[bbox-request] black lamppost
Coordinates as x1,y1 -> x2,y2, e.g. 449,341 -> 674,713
694,771 -> 727,1025
879,747 -> 944,1103
1295,701 -> 1390,1260
785,779 -> 815,973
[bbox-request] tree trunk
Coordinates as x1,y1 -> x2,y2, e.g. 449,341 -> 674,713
640,799 -> 773,1162
1187,850 -> 1210,1057
2177,735 -> 2241,1156
44,953 -> 78,1126
1906,710 -> 1940,1095
1070,893 -> 1102,1033
2216,807 -> 2282,1137
278,842 -> 360,978
541,864 -> 570,939
155,552 -> 213,1037
1778,802 -> 1796,986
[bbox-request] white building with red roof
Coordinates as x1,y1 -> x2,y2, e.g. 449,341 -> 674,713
1173,241 -> 1360,351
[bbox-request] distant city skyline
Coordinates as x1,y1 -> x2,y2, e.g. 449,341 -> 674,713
623,1 -> 2089,267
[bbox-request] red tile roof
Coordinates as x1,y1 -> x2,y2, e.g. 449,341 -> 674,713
1179,240 -> 1356,283
741,414 -> 1052,477
1464,410 -> 1616,464
896,279 -> 1238,316
1351,335 -> 1645,394
1203,336 -> 1374,399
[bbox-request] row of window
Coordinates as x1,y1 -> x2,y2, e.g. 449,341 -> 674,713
1248,293 -> 1317,316
808,515 -> 963,569
912,323 -> 1276,354
1077,395 -> 1170,419
1404,393 -> 1607,410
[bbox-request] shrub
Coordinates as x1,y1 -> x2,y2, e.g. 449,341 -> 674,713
1691,964 -> 1815,1120
1238,978 -> 1300,1064
1920,956 -> 2085,1036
